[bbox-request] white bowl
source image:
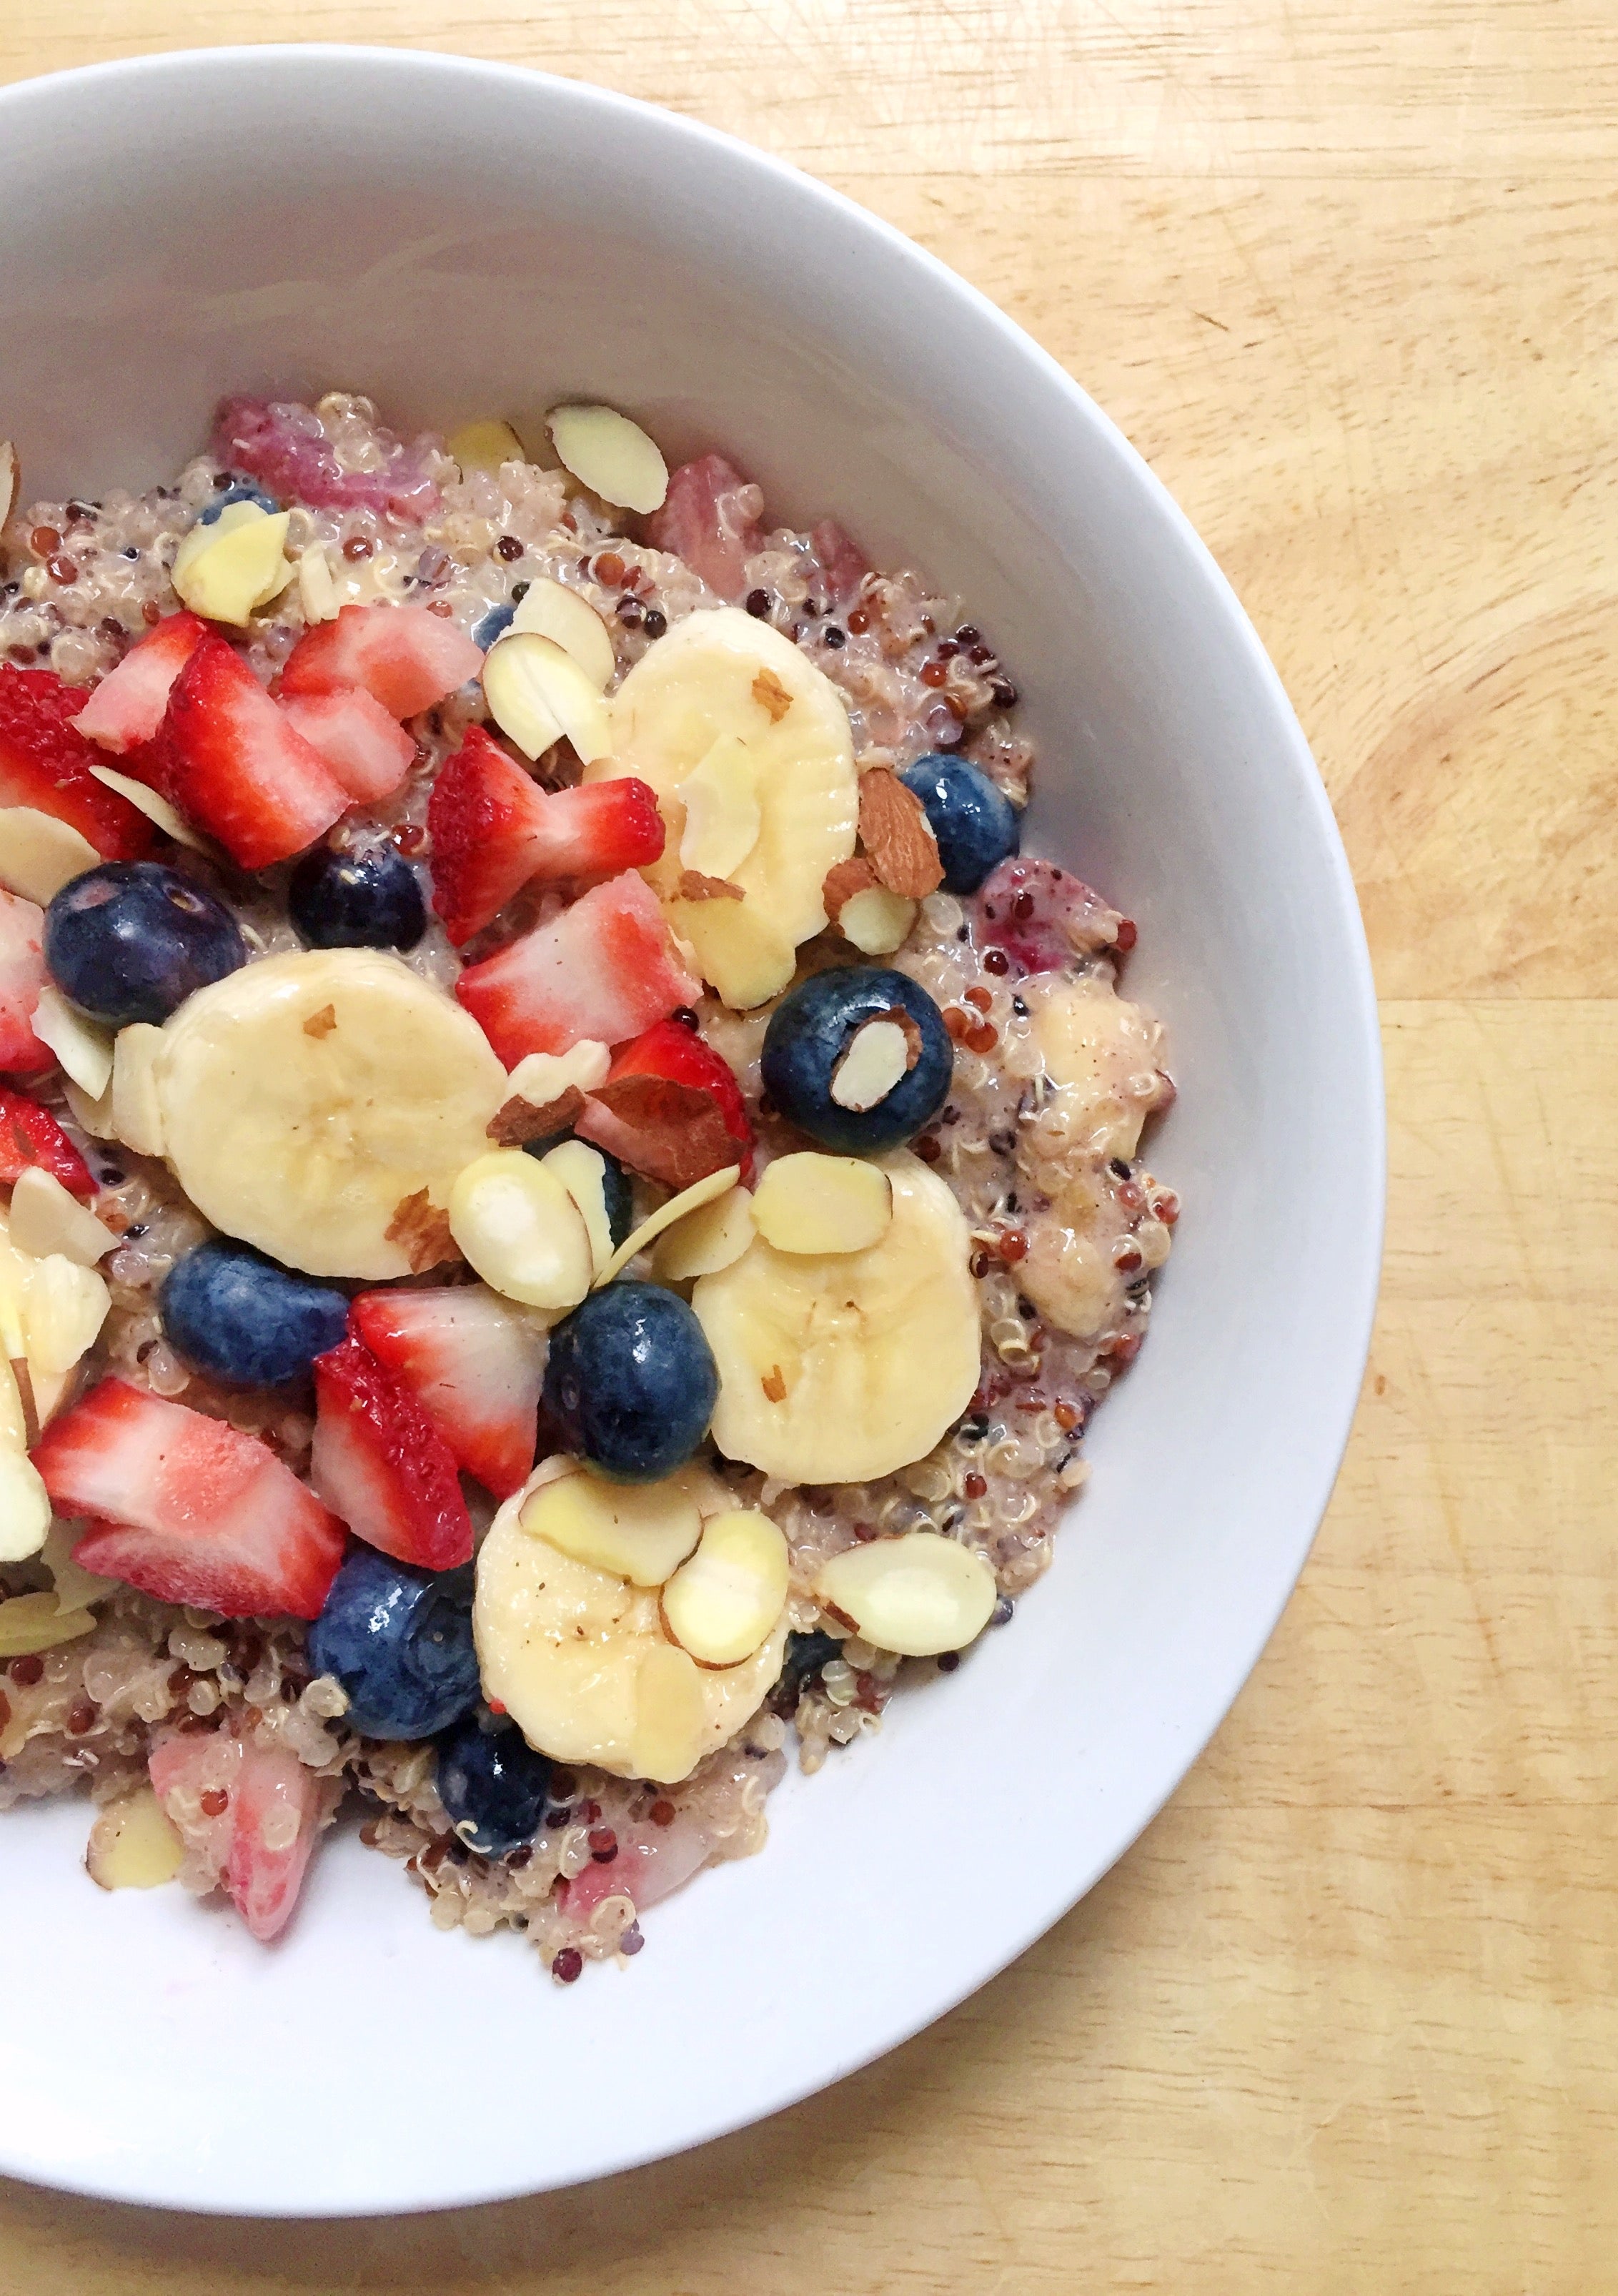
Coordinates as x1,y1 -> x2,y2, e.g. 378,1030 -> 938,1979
0,47 -> 1383,2217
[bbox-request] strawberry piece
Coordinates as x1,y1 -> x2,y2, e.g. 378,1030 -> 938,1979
278,687 -> 417,803
427,726 -> 665,944
972,856 -> 1133,976
163,635 -> 349,869
560,1813 -> 712,1922
149,1731 -> 331,1944
350,1285 -> 542,1500
38,1379 -> 346,1618
70,613 -> 208,756
309,1334 -> 473,1570
0,890 -> 52,1075
0,1086 -> 95,1199
0,665 -> 156,858
214,395 -> 441,524
577,1016 -> 754,1184
456,870 -> 700,1064
645,455 -> 764,600
810,519 -> 870,609
278,603 -> 482,721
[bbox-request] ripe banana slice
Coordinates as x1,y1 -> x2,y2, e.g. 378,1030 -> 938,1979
692,1149 -> 980,1484
586,608 -> 858,1004
1029,976 -> 1171,1163
153,950 -> 507,1280
475,1458 -> 789,1782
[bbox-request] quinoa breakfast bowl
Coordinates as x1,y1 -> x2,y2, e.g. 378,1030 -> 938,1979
0,51 -> 1383,2217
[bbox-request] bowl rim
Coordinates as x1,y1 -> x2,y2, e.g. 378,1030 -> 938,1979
0,42 -> 1386,2219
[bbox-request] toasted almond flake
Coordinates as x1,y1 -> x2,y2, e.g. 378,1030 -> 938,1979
676,871 -> 743,902
660,1508 -> 788,1668
302,1003 -> 338,1040
522,1473 -> 703,1587
0,442 -> 16,535
838,885 -> 917,956
31,986 -> 113,1098
751,1152 -> 892,1254
173,505 -> 294,626
8,1168 -> 116,1267
488,1085 -> 583,1146
540,1138 -> 617,1278
547,405 -> 669,515
667,892 -> 795,1011
448,417 -> 527,475
858,767 -> 943,899
385,1187 -> 461,1275
751,668 -> 793,723
0,807 -> 101,904
86,1787 -> 186,1891
447,1151 -> 592,1310
62,1074 -> 116,1140
584,1075 -> 739,1193
17,1251 -> 109,1380
485,630 -> 610,763
814,1530 -> 997,1658
87,765 -> 217,857
830,1017 -> 914,1112
651,1184 -> 755,1282
594,1164 -> 740,1288
510,577 -> 617,689
760,1365 -> 788,1403
677,736 -> 761,878
0,1588 -> 94,1653
110,1022 -> 165,1157
296,543 -> 340,625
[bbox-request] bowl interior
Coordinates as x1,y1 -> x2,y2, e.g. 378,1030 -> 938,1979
0,48 -> 1383,2216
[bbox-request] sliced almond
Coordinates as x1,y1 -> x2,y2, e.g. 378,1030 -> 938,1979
547,404 -> 669,515
448,417 -> 527,475
752,1152 -> 892,1254
8,1168 -> 116,1267
830,1016 -> 916,1112
522,1472 -> 703,1587
0,1588 -> 94,1654
660,1508 -> 789,1668
815,1531 -> 996,1658
86,1786 -> 186,1891
651,1183 -> 755,1282
297,543 -> 340,625
858,767 -> 943,899
31,986 -> 113,1097
667,890 -> 795,1011
110,1021 -> 166,1157
678,736 -> 762,879
0,1448 -> 52,1564
0,441 -> 16,535
40,1518 -> 118,1614
88,765 -> 215,856
594,1163 -> 740,1287
21,1253 -> 110,1377
62,1074 -> 116,1141
540,1138 -> 618,1279
510,576 -> 617,690
506,1042 -> 612,1104
632,1639 -> 706,1779
0,807 -> 100,905
484,630 -> 610,764
448,1149 -> 593,1310
839,886 -> 916,956
172,505 -> 294,627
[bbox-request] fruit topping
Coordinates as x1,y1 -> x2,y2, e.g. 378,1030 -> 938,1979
350,1282 -> 543,1500
455,869 -> 700,1064
0,1085 -> 96,1200
149,1730 -> 332,1942
0,889 -> 51,1074
0,807 -> 101,906
435,1713 -> 552,1856
760,967 -> 952,1155
575,1015 -> 754,1187
898,753 -> 1020,894
277,687 -> 417,803
7,1167 -> 116,1266
278,602 -> 482,721
815,1530 -> 997,1657
36,1377 -> 346,1618
310,1332 -> 475,1571
650,1179 -> 755,1282
520,1468 -> 703,1585
856,766 -> 944,899
288,841 -> 427,951
808,518 -> 870,608
44,861 -> 247,1027
1027,974 -> 1174,1163
542,1281 -> 718,1483
510,576 -> 617,688
162,635 -> 349,869
0,665 -> 157,858
172,501 -> 294,627
546,404 -> 669,514
447,1148 -> 595,1311
159,1239 -> 349,1386
86,1786 -> 185,1892
447,417 -> 525,475
483,631 -> 611,764
750,1152 -> 892,1255
197,483 -> 280,525
0,1458 -> 54,1569
644,455 -> 764,599
71,611 -> 208,755
306,1545 -> 480,1740
972,855 -> 1134,973
659,1508 -> 788,1668
214,395 -> 440,523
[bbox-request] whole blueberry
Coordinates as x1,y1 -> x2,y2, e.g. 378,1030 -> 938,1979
435,1715 -> 552,1856
471,602 -> 515,651
543,1281 -> 718,1483
198,483 -> 279,525
45,862 -> 248,1027
522,1137 -> 632,1247
760,967 -> 953,1155
288,843 -> 426,951
307,1548 -> 480,1741
898,753 -> 1020,894
159,1239 -> 349,1386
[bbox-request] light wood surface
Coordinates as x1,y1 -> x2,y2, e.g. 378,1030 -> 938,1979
3,6 -> 1614,2289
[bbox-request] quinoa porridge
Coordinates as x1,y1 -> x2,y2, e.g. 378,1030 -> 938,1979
0,395 -> 1177,1979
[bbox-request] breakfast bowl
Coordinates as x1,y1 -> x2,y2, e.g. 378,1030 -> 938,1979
0,46 -> 1383,2217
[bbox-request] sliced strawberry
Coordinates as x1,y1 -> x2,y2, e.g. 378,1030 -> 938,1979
163,635 -> 349,869
278,603 -> 482,721
0,1087 -> 96,1198
0,890 -> 52,1075
427,726 -> 665,944
309,1334 -> 473,1570
215,395 -> 441,524
560,1808 -> 713,1922
350,1285 -> 542,1500
972,856 -> 1133,975
149,1731 -> 331,1944
577,1016 -> 754,1184
645,454 -> 764,600
810,518 -> 870,610
457,870 -> 700,1063
0,665 -> 156,858
70,613 -> 208,756
278,686 -> 417,803
36,1379 -> 346,1619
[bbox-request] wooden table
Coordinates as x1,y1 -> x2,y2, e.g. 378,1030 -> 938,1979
2,5 -> 1613,2287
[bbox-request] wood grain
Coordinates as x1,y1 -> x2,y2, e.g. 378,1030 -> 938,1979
1,4 -> 1614,2287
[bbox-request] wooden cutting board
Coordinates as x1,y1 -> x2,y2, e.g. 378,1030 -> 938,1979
1,4 -> 1613,2287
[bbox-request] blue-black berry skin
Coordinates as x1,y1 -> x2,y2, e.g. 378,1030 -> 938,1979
760,967 -> 953,1155
542,1281 -> 718,1483
288,844 -> 427,951
160,1239 -> 349,1386
435,1716 -> 552,1855
198,483 -> 279,525
44,862 -> 248,1028
898,753 -> 1019,894
307,1549 -> 480,1741
472,603 -> 515,651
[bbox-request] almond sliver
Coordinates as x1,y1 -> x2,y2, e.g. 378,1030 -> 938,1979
547,404 -> 669,515
0,441 -> 16,534
484,630 -> 610,763
522,1473 -> 703,1586
8,1167 -> 116,1267
594,1164 -> 740,1288
0,1588 -> 93,1651
510,577 -> 617,690
815,1530 -> 997,1658
652,1183 -> 755,1282
678,736 -> 761,878
88,765 -> 217,856
751,1152 -> 891,1254
31,986 -> 113,1098
86,1787 -> 185,1891
0,806 -> 101,904
660,1508 -> 788,1667
448,418 -> 527,475
172,505 -> 293,627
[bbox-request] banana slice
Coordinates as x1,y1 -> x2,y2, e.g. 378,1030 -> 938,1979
153,950 -> 507,1280
692,1149 -> 979,1483
1030,976 -> 1171,1162
475,1459 -> 788,1781
587,608 -> 858,1004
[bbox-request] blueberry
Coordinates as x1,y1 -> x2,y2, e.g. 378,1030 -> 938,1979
543,1281 -> 718,1483
522,1137 -> 632,1247
472,602 -> 515,651
780,1628 -> 842,1693
159,1239 -> 349,1386
435,1714 -> 552,1856
898,753 -> 1020,894
198,483 -> 279,525
288,844 -> 426,951
760,967 -> 953,1155
44,862 -> 248,1027
307,1548 -> 480,1741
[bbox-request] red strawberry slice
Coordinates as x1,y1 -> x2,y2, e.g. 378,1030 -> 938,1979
278,687 -> 417,803
309,1333 -> 473,1570
350,1285 -> 542,1500
278,603 -> 482,721
0,1086 -> 96,1198
427,726 -> 665,944
577,1016 -> 754,1184
0,890 -> 52,1075
0,665 -> 156,858
810,519 -> 870,610
455,869 -> 700,1064
37,1378 -> 346,1618
645,455 -> 764,600
149,1731 -> 331,1943
163,635 -> 350,869
70,613 -> 208,756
